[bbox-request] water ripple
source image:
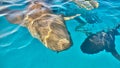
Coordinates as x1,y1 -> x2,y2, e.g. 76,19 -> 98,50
0,26 -> 20,38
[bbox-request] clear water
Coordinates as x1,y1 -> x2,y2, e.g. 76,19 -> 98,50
0,0 -> 120,68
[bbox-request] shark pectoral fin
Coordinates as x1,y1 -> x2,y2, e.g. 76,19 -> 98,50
111,49 -> 120,61
6,10 -> 26,26
64,14 -> 81,21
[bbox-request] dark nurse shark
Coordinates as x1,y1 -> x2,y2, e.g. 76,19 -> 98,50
80,24 -> 120,61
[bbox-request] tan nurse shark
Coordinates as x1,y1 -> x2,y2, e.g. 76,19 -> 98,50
6,1 -> 80,51
5,0 -> 99,51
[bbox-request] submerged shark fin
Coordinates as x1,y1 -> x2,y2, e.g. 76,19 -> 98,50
111,48 -> 120,61
6,10 -> 26,26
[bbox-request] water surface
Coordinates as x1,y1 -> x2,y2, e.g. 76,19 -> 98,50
0,0 -> 120,68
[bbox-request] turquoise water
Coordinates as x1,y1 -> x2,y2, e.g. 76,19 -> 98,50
0,0 -> 120,68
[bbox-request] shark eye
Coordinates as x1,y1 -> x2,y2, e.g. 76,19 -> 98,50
41,5 -> 44,8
